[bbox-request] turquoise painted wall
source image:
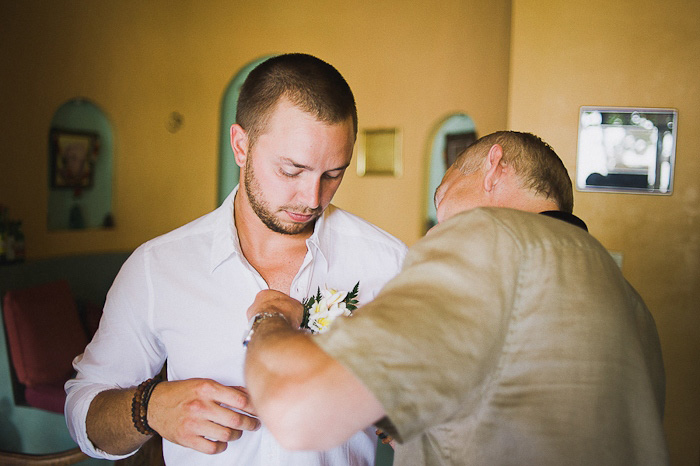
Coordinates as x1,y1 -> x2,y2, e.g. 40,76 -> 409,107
425,114 -> 476,229
217,56 -> 272,205
48,99 -> 114,231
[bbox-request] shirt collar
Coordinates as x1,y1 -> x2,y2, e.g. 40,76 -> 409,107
209,185 -> 333,273
539,210 -> 589,231
210,185 -> 242,272
306,205 -> 332,269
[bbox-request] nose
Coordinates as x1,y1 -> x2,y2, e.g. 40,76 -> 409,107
299,176 -> 322,209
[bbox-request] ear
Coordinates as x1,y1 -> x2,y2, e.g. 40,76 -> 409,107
483,144 -> 505,192
230,124 -> 249,168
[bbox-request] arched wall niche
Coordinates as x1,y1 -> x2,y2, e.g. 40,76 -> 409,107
48,98 -> 114,230
217,55 -> 273,205
424,113 -> 477,232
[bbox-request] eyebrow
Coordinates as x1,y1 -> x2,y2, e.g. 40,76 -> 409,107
281,157 -> 350,172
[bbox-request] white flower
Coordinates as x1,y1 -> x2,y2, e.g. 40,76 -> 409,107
301,282 -> 360,334
320,288 -> 348,307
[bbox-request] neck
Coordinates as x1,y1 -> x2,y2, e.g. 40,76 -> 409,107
233,189 -> 313,293
233,189 -> 313,257
486,170 -> 558,213
513,195 -> 559,213
494,177 -> 559,213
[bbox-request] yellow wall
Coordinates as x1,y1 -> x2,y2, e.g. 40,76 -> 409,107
0,0 -> 511,256
1,0 -> 698,463
509,0 -> 700,463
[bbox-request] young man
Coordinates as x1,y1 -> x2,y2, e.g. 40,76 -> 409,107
65,54 -> 407,465
244,131 -> 668,465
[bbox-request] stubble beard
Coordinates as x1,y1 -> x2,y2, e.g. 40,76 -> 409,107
244,159 -> 322,235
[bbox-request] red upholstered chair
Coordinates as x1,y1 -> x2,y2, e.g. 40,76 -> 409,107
2,279 -> 88,413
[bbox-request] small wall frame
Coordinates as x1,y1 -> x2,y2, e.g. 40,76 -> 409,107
49,128 -> 100,190
576,106 -> 677,194
356,128 -> 402,177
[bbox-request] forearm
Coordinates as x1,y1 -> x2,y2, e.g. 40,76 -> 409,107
245,318 -> 317,417
245,318 -> 330,447
245,317 -> 384,450
86,388 -> 152,456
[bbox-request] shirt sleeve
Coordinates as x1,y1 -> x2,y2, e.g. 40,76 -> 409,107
314,211 -> 519,443
64,245 -> 167,459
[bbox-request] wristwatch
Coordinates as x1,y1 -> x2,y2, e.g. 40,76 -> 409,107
242,311 -> 288,347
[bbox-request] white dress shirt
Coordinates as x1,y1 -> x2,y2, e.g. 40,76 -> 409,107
65,187 -> 407,465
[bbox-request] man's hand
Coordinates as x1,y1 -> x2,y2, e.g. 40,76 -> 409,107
147,379 -> 260,455
246,290 -> 304,329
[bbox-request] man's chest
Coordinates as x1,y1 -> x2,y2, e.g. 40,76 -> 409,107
244,248 -> 309,294
149,259 -> 315,382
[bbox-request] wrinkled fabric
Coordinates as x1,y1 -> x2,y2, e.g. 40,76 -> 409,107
317,207 -> 667,466
65,186 -> 407,465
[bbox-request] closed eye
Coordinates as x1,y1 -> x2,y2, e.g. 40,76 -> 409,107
323,170 -> 345,180
280,168 -> 302,178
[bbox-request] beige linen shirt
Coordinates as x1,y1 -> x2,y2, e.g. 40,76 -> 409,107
316,207 -> 667,466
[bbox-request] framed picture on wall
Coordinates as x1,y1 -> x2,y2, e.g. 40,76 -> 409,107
575,107 -> 677,194
444,131 -> 477,168
49,128 -> 100,189
356,128 -> 403,177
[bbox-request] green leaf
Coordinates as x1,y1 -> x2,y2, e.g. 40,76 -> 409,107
344,282 -> 359,301
301,308 -> 309,329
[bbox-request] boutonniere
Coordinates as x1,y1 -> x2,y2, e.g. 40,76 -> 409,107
300,282 -> 360,334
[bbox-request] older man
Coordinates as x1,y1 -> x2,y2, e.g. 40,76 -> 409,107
244,131 -> 668,465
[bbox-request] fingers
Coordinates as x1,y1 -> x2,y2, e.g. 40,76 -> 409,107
210,384 -> 258,418
195,414 -> 248,443
176,407 -> 256,455
187,381 -> 260,430
247,290 -> 282,320
190,390 -> 260,455
232,385 -> 248,395
148,379 -> 262,455
201,383 -> 261,434
188,437 -> 229,455
210,405 -> 260,433
178,407 -> 259,453
247,290 -> 304,325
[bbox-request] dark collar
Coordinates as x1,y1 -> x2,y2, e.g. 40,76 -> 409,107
539,210 -> 588,232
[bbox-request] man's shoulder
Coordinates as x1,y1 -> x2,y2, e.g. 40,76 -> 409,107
140,206 -> 222,253
431,207 -> 602,261
322,205 -> 407,253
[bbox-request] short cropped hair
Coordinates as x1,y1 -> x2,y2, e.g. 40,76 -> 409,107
236,53 -> 358,148
455,131 -> 574,213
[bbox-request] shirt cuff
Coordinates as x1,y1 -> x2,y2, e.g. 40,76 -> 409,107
64,380 -> 138,460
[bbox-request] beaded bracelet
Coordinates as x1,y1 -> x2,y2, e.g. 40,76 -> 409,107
131,378 -> 162,435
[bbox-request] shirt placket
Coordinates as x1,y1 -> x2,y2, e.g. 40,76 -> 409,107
237,254 -> 274,291
290,248 -> 314,302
